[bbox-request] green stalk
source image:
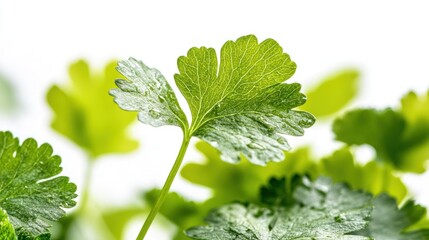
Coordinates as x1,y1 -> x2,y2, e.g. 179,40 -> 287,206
77,157 -> 94,214
136,133 -> 191,240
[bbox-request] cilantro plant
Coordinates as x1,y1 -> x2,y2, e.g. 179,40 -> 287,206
110,35 -> 315,239
0,131 -> 77,239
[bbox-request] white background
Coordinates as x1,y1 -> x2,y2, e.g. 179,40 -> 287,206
1,1 -> 429,239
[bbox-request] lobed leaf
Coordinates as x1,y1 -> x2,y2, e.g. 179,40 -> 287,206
319,148 -> 407,201
177,35 -> 314,164
333,102 -> 429,172
111,35 -> 315,165
355,194 -> 429,239
186,176 -> 372,240
0,131 -> 77,239
47,60 -> 138,158
110,58 -> 188,129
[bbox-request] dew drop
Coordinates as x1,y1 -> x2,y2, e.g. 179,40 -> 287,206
158,96 -> 166,103
276,137 -> 286,145
149,109 -> 161,119
334,215 -> 343,223
247,143 -> 265,150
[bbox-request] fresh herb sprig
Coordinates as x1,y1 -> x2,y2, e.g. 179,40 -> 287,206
110,35 -> 315,239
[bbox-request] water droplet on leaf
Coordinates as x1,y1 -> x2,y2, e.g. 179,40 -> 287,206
149,109 -> 161,119
247,143 -> 265,150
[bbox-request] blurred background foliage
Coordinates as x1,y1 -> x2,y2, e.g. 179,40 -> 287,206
0,73 -> 18,114
46,60 -> 138,158
299,69 -> 359,118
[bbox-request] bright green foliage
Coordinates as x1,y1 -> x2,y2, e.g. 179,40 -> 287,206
0,131 -> 77,239
1,209 -> 17,240
177,35 -> 314,164
147,142 -> 316,239
319,148 -> 407,201
355,194 -> 429,239
148,142 -> 408,239
400,90 -> 429,172
333,104 -> 429,172
182,142 -> 406,205
47,60 -> 138,158
111,35 -> 315,165
0,73 -> 17,113
186,176 -> 372,240
181,141 -> 316,204
144,190 -> 204,231
102,207 -> 145,239
300,69 -> 360,118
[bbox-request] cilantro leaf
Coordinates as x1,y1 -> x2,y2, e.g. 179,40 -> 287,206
111,35 -> 315,165
0,131 -> 77,239
186,176 -> 372,240
111,58 -> 188,129
319,148 -> 407,201
400,90 -> 429,172
300,69 -> 360,118
47,60 -> 138,158
333,105 -> 429,172
176,35 -> 314,164
355,194 -> 429,240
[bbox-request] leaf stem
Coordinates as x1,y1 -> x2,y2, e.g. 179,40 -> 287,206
77,157 -> 94,214
136,133 -> 191,240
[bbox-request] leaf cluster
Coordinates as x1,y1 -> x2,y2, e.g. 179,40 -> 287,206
0,131 -> 77,239
186,176 -> 429,240
333,90 -> 429,172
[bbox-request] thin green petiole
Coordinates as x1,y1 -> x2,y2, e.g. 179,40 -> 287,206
136,132 -> 191,240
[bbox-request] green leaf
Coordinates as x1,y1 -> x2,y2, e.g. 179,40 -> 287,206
1,208 -> 17,240
319,148 -> 407,201
300,69 -> 360,118
186,176 -> 372,240
181,141 -> 316,205
144,189 -> 204,230
177,35 -> 314,164
102,207 -> 144,240
0,131 -> 77,239
144,190 -> 204,240
111,35 -> 315,165
47,60 -> 139,158
355,194 -> 429,239
399,90 -> 429,172
333,105 -> 429,172
110,58 -> 188,129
